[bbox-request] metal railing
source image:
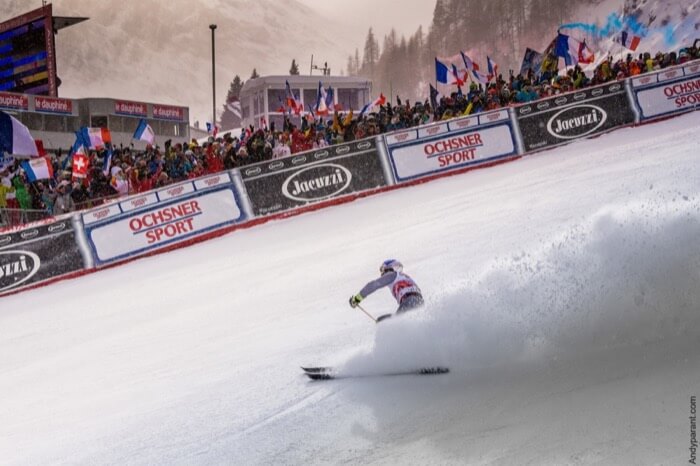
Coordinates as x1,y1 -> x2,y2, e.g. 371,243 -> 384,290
0,194 -> 120,229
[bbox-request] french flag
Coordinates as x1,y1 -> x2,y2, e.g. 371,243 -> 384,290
315,81 -> 329,116
285,80 -> 302,115
460,52 -> 480,72
80,127 -> 112,150
556,32 -> 593,67
0,110 -> 39,157
487,56 -> 498,81
360,93 -> 387,118
617,30 -> 641,52
21,156 -> 53,181
435,58 -> 450,84
133,119 -> 155,145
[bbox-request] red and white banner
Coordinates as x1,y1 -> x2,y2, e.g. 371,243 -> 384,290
86,189 -> 242,263
388,124 -> 516,182
114,100 -> 148,117
35,96 -> 73,115
0,92 -> 29,111
635,75 -> 700,120
153,104 -> 185,121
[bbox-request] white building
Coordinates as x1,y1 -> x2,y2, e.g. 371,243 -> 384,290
239,75 -> 372,130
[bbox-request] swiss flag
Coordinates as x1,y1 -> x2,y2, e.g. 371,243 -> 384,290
72,148 -> 89,179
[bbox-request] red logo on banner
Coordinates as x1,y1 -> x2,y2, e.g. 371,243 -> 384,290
35,96 -> 73,114
153,104 -> 185,121
115,100 -> 148,116
0,92 -> 29,110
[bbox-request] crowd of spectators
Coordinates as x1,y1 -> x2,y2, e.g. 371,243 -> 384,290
1,40 -> 698,228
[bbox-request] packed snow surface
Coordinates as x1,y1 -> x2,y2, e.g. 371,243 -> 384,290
1,113 -> 699,464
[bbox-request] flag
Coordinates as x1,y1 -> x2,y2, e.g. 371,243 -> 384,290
471,68 -> 489,84
21,156 -> 53,181
72,146 -> 89,178
0,110 -> 39,157
487,56 -> 499,81
435,58 -> 450,84
133,119 -> 155,145
359,93 -> 387,118
615,30 -> 641,51
206,122 -> 213,134
577,40 -> 595,64
555,32 -> 592,67
315,81 -> 329,116
451,64 -> 467,87
227,98 -> 242,118
80,127 -> 111,150
519,48 -> 544,76
285,80 -> 302,115
460,52 -> 480,72
325,86 -> 336,111
35,139 -> 47,157
102,145 -> 113,177
429,84 -> 442,111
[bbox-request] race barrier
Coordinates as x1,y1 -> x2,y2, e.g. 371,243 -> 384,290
0,218 -> 89,295
516,81 -> 636,152
3,61 -> 700,298
383,109 -> 520,183
631,60 -> 700,122
239,137 -> 391,216
81,173 -> 247,266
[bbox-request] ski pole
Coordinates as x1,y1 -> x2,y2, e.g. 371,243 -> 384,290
356,304 -> 378,323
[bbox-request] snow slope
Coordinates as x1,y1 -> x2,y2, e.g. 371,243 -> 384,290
1,112 -> 699,465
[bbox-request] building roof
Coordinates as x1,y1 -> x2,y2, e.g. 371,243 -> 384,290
241,75 -> 371,94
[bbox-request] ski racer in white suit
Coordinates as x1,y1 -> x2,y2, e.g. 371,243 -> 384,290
349,259 -> 424,322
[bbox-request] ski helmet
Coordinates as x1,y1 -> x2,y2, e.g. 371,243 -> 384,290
380,259 -> 403,274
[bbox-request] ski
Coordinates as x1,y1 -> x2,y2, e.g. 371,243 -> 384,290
302,366 -> 449,381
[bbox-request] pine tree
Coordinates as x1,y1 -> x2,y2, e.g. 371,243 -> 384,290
250,68 -> 260,79
219,75 -> 244,129
289,59 -> 300,75
362,28 -> 380,77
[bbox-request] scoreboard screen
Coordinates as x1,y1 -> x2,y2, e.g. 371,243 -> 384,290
0,5 -> 57,96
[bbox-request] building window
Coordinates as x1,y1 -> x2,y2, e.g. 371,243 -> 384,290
337,89 -> 360,111
303,89 -> 317,108
91,115 -> 108,128
267,89 -> 287,112
44,114 -> 65,132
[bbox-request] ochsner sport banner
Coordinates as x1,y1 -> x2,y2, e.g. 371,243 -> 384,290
632,61 -> 700,121
82,173 -> 246,266
0,219 -> 85,296
384,109 -> 518,182
240,138 -> 388,216
516,81 -> 635,152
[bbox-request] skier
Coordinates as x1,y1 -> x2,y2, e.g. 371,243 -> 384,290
349,259 -> 424,322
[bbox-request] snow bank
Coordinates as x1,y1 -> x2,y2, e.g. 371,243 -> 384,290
339,195 -> 700,376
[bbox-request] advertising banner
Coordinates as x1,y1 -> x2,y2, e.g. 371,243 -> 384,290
83,174 -> 246,265
633,67 -> 700,121
0,92 -> 29,111
386,122 -> 517,182
240,138 -> 388,216
153,104 -> 185,121
34,96 -> 74,115
115,100 -> 148,117
516,82 -> 635,152
0,219 -> 85,296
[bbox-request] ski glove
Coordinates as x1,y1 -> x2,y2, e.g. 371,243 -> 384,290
349,293 -> 363,308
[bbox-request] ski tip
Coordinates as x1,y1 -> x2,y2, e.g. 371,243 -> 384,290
305,371 -> 335,381
301,366 -> 332,373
